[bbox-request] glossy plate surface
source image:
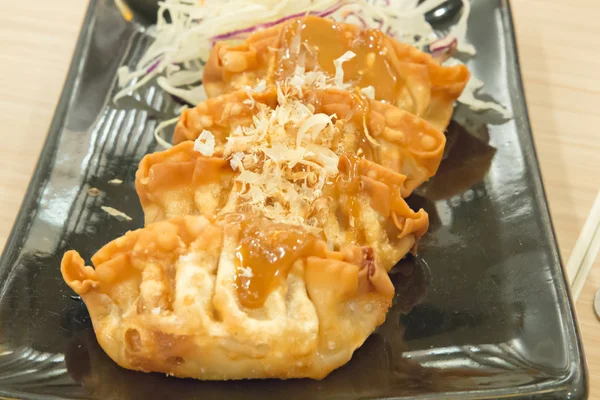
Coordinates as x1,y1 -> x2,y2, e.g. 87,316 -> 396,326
0,0 -> 587,398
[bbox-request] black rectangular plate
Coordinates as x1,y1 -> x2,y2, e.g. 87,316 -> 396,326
0,0 -> 587,399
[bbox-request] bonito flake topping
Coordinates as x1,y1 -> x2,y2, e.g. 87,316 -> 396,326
223,89 -> 340,233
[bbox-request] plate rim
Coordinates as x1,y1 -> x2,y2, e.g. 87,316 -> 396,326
0,0 -> 588,398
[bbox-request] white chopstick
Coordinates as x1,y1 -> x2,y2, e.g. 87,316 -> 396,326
567,189 -> 600,302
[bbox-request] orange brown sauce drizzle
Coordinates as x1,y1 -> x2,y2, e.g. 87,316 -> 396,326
331,155 -> 363,242
334,155 -> 414,239
353,94 -> 380,164
234,219 -> 323,309
305,89 -> 379,163
278,17 -> 400,104
220,14 -> 431,307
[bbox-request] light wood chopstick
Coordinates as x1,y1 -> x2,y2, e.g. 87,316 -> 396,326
567,189 -> 600,302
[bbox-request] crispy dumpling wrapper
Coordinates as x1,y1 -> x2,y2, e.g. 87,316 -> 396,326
174,89 -> 278,146
203,16 -> 469,131
61,216 -> 393,380
136,142 -> 428,271
174,87 -> 446,196
136,142 -> 236,225
60,15 -> 466,382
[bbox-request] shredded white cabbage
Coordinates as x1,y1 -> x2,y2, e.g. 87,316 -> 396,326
153,116 -> 179,149
116,0 -> 511,145
101,206 -> 133,221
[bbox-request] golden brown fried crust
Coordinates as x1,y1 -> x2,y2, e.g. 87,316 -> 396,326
61,16 -> 471,382
61,216 -> 393,380
173,90 -> 278,144
135,142 -> 429,271
203,16 -> 469,131
135,141 -> 236,225
173,87 -> 446,195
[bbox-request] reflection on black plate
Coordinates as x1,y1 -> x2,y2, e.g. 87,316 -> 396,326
0,0 -> 586,399
416,117 -> 496,202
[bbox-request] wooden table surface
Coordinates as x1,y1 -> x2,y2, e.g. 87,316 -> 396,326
0,0 -> 599,396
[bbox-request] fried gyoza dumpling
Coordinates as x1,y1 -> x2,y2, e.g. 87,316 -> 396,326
136,145 -> 236,225
174,87 -> 446,196
61,215 -> 394,380
173,89 -> 278,148
203,16 -> 470,131
136,141 -> 428,272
